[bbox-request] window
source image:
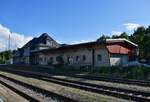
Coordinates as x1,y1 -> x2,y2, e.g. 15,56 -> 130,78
67,56 -> 70,63
39,57 -> 43,62
83,55 -> 86,61
49,57 -> 53,62
50,57 -> 53,62
97,54 -> 102,61
67,56 -> 73,64
47,57 -> 53,64
76,56 -> 79,62
44,57 -> 47,62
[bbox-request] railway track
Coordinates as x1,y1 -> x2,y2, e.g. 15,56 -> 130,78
0,79 -> 39,102
72,74 -> 150,87
1,69 -> 150,102
0,74 -> 78,102
0,67 -> 150,87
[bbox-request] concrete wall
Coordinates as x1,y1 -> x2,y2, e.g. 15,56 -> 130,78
38,45 -> 110,67
94,48 -> 110,67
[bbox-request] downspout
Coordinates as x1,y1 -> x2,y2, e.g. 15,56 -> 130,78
105,46 -> 111,67
92,49 -> 95,67
105,39 -> 111,67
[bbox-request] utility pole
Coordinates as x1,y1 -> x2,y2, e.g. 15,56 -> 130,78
8,32 -> 11,51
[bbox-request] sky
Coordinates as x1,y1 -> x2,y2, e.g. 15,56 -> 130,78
0,0 -> 150,51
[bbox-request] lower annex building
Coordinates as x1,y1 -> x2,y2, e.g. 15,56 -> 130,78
13,33 -> 138,67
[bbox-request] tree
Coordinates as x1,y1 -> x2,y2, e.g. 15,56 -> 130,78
112,35 -> 120,39
112,32 -> 129,39
97,34 -> 110,41
0,50 -> 12,64
130,26 -> 146,59
119,32 -> 129,39
144,26 -> 150,61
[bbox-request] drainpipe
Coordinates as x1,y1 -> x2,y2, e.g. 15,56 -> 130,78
92,49 -> 95,68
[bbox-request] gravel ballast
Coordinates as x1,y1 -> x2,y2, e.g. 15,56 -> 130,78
0,71 -> 131,102
0,77 -> 60,102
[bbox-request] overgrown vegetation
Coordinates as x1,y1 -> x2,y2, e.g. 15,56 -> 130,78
49,66 -> 150,80
90,66 -> 150,80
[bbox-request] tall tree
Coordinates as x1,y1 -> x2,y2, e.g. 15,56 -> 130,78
112,35 -> 120,39
144,26 -> 150,61
0,50 -> 12,64
130,26 -> 146,59
119,32 -> 129,39
97,34 -> 110,41
112,32 -> 129,39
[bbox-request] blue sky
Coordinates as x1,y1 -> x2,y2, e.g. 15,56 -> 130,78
0,0 -> 150,50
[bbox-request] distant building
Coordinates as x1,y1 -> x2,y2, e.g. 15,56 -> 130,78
13,33 -> 138,67
13,33 -> 60,64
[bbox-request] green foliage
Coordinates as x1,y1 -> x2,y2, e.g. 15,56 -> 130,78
119,32 -> 129,39
47,65 -> 150,80
130,26 -> 146,58
0,50 -> 12,64
97,34 -> 110,41
91,66 -> 150,80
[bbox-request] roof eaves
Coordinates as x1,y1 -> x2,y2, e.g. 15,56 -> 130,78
106,38 -> 138,47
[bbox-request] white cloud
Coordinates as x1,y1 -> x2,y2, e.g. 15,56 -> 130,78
124,23 -> 141,31
0,24 -> 33,51
112,31 -> 123,36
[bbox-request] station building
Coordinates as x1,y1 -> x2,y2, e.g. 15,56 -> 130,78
13,33 -> 138,67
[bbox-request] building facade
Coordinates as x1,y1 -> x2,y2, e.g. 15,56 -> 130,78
13,33 -> 60,64
13,33 -> 138,67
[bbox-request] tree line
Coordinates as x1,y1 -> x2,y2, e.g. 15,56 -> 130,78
0,50 -> 11,64
97,26 -> 150,63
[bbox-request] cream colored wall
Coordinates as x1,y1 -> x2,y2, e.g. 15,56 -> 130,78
38,48 -> 93,65
63,48 -> 93,66
38,45 -> 110,67
94,48 -> 110,67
